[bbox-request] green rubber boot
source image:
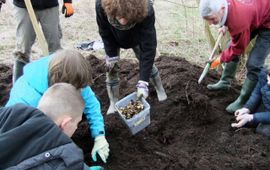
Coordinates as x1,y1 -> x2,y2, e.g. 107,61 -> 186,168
226,78 -> 257,114
207,61 -> 238,91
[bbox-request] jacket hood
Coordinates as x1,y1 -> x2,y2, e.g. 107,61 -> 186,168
0,104 -> 71,169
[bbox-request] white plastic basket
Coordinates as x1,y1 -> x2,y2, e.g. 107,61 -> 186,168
115,92 -> 151,135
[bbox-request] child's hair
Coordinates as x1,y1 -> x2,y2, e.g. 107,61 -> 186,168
102,0 -> 148,23
37,83 -> 85,120
48,49 -> 92,89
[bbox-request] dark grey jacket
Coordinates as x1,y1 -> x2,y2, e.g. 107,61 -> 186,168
96,0 -> 157,82
13,0 -> 72,10
0,104 -> 88,170
244,68 -> 270,124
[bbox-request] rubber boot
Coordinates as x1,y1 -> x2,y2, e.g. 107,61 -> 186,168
150,73 -> 167,101
207,61 -> 238,91
12,59 -> 26,84
226,78 -> 257,114
106,84 -> 119,115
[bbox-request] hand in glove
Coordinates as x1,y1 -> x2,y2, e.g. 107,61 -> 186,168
91,135 -> 109,163
0,0 -> 6,11
136,80 -> 149,99
231,114 -> 253,128
210,57 -> 221,69
62,3 -> 74,17
105,55 -> 119,70
234,107 -> 250,117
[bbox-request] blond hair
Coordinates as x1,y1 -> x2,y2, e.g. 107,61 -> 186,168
37,83 -> 85,120
49,49 -> 92,89
102,0 -> 148,23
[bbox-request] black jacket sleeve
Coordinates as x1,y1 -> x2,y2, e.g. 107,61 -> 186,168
13,0 -> 60,9
138,4 -> 157,82
64,0 -> 72,3
95,0 -> 119,57
0,104 -> 57,168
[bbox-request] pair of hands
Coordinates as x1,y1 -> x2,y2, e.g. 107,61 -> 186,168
106,56 -> 149,99
231,108 -> 253,128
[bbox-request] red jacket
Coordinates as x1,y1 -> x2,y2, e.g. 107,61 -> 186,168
221,0 -> 270,62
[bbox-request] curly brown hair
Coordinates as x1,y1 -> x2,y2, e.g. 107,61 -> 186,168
102,0 -> 148,23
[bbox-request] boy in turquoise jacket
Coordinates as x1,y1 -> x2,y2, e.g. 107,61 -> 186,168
6,49 -> 109,163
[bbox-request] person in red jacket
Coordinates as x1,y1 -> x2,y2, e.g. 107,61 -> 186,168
199,0 -> 270,114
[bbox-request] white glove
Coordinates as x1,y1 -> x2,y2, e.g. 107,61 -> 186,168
234,107 -> 250,116
136,80 -> 149,99
91,135 -> 109,163
231,114 -> 254,128
105,55 -> 119,69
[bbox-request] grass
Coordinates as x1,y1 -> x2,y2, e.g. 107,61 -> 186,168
0,0 -> 211,67
154,0 -> 210,65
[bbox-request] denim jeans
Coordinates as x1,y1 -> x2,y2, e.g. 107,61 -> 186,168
246,29 -> 270,81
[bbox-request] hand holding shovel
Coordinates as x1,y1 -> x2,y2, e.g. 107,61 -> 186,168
198,33 -> 223,84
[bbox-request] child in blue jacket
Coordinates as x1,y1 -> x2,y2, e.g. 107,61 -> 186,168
6,49 -> 110,163
232,66 -> 270,137
1,83 -> 103,170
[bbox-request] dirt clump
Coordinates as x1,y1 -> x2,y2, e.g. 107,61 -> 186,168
0,64 -> 12,105
1,55 -> 270,170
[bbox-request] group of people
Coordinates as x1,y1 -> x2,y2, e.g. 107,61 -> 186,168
199,0 -> 270,134
1,0 -> 270,169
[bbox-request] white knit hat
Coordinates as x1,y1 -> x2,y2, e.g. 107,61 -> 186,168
199,0 -> 228,26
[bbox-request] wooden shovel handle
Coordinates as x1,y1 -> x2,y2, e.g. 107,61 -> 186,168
209,33 -> 223,61
24,0 -> 49,56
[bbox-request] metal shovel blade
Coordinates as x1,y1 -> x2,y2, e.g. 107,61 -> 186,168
198,63 -> 210,84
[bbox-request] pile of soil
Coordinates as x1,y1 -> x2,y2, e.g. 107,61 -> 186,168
0,63 -> 12,105
1,55 -> 270,170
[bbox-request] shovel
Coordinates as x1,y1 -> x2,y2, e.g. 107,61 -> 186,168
198,33 -> 223,84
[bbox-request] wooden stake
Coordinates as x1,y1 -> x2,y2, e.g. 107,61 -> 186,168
24,0 -> 49,56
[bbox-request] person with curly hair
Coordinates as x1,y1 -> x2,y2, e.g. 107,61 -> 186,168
96,0 -> 167,114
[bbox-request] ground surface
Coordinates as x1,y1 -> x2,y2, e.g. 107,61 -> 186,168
1,55 -> 267,170
0,1 -> 265,170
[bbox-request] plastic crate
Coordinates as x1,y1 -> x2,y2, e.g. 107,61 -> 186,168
115,92 -> 150,135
